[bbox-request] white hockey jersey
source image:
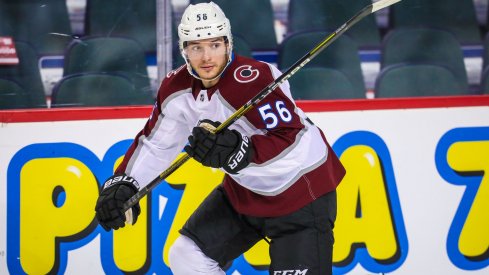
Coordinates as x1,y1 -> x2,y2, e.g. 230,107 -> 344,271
116,55 -> 345,217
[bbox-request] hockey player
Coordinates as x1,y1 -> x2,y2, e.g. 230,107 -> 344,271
95,2 -> 345,274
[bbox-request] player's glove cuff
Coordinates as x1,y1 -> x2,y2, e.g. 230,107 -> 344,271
223,130 -> 253,174
95,174 -> 141,231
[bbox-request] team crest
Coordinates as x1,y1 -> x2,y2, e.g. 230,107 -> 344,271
166,65 -> 185,78
234,65 -> 259,83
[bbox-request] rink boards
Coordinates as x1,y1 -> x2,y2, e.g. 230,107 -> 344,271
0,96 -> 488,275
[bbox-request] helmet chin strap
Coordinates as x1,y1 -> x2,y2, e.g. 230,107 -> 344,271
186,51 -> 234,83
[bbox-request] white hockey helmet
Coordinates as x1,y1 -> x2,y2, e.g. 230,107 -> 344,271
178,2 -> 233,79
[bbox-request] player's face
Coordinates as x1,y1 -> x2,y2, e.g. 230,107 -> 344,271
184,37 -> 228,87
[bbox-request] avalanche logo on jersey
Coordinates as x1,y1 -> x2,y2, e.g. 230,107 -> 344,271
234,65 -> 259,83
166,65 -> 185,78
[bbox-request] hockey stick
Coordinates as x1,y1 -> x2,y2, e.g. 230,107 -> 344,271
122,0 -> 402,215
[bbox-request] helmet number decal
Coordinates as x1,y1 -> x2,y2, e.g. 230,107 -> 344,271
196,13 -> 208,21
234,65 -> 260,83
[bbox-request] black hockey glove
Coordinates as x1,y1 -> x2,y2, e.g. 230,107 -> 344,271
95,174 -> 141,231
184,120 -> 253,174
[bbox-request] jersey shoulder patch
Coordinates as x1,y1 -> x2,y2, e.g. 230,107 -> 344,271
165,65 -> 186,79
230,56 -> 275,87
157,65 -> 192,103
233,64 -> 260,83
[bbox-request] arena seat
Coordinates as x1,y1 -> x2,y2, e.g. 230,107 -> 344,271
0,78 -> 32,109
190,0 -> 277,51
0,41 -> 46,108
479,66 -> 489,94
381,27 -> 469,88
389,0 -> 481,45
289,67 -> 366,99
0,0 -> 73,55
63,36 -> 153,97
278,31 -> 365,95
232,35 -> 253,58
85,0 -> 158,53
287,0 -> 381,49
51,73 -> 153,107
481,33 -> 489,74
375,63 -> 469,98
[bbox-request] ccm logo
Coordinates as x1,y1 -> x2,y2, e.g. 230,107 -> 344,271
273,270 -> 308,275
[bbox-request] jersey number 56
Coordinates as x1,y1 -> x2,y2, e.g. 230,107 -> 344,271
258,101 -> 292,129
